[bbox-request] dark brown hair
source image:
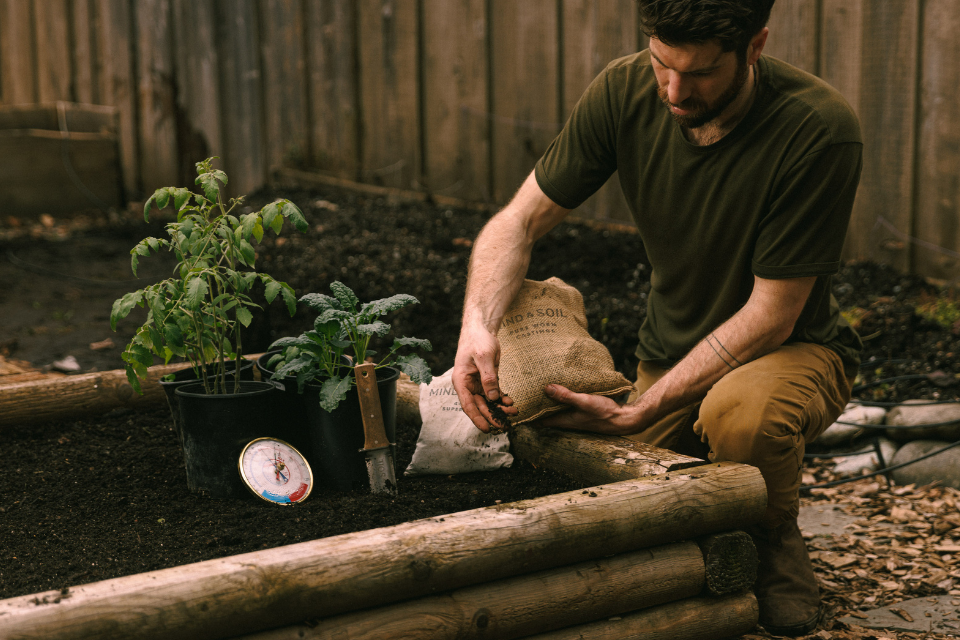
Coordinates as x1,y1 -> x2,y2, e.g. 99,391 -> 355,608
638,0 -> 775,57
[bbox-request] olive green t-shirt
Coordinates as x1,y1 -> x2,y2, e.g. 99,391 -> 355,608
535,52 -> 863,376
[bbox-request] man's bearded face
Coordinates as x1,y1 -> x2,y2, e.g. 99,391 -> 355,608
657,59 -> 749,129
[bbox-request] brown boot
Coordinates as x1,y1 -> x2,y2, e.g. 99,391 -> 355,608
747,519 -> 823,637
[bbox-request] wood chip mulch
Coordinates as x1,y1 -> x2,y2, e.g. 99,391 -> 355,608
744,459 -> 960,640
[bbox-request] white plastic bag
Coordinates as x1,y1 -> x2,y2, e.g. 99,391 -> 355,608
404,368 -> 513,476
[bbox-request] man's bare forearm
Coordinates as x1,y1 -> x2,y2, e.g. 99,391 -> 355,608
462,173 -> 570,333
626,275 -> 816,428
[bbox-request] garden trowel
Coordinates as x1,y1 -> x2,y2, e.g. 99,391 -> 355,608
355,362 -> 397,495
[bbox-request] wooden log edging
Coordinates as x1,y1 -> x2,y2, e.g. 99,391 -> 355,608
236,531 -> 758,640
510,423 -> 703,484
238,542 -> 706,640
0,463 -> 765,640
520,593 -> 759,640
0,362 -> 188,425
0,356 -> 269,427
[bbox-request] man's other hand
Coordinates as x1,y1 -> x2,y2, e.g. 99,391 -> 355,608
540,384 -> 641,436
452,324 -> 519,433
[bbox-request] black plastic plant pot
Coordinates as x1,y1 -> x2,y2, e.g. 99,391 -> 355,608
254,351 -> 312,461
160,360 -> 255,445
174,380 -> 283,499
303,366 -> 400,492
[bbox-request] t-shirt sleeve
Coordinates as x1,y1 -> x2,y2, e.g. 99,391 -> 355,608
752,140 -> 863,279
535,68 -> 621,210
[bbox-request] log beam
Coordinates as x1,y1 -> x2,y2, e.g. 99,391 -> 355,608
0,463 -> 765,640
236,532 -> 757,640
0,357 -> 265,427
521,593 -> 759,640
510,423 -> 704,484
0,362 -> 187,426
238,542 -> 705,640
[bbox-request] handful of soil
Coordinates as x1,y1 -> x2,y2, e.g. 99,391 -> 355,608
485,397 -> 512,434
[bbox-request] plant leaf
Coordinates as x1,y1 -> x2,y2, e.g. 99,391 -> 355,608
173,187 -> 192,212
330,281 -> 359,311
235,306 -> 253,327
185,277 -> 209,310
360,294 -> 419,318
300,293 -> 340,312
124,364 -> 143,395
319,375 -> 352,412
263,278 -> 282,304
238,239 -> 256,267
281,200 -> 308,233
269,336 -> 316,350
164,323 -> 184,348
261,202 -> 280,232
240,212 -> 259,240
154,187 -> 171,211
273,355 -> 316,380
110,291 -> 143,330
279,282 -> 297,316
356,321 -> 390,337
394,354 -> 433,385
393,337 -> 432,351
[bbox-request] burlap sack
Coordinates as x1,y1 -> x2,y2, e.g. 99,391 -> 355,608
497,277 -> 634,425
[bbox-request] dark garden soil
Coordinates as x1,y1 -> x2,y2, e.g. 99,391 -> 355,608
3,184 -> 960,638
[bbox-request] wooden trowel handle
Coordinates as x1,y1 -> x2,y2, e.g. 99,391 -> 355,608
355,363 -> 390,450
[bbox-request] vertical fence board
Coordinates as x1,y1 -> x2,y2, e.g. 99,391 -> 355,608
172,0 -> 221,182
305,0 -> 359,179
96,0 -> 139,197
260,0 -> 309,174
561,0 -> 636,224
820,0 -> 862,111
490,0 -> 559,204
821,0 -> 865,263
358,0 -> 420,189
915,0 -> 960,282
215,0 -> 264,196
34,0 -> 73,102
135,0 -> 179,193
763,0 -> 819,74
0,0 -> 37,104
72,0 -> 99,104
421,0 -> 489,201
852,1 -> 919,272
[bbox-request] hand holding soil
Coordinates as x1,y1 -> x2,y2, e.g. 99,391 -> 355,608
452,323 -> 518,432
484,396 -> 515,434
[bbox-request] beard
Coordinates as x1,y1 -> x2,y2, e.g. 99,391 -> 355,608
658,62 -> 750,129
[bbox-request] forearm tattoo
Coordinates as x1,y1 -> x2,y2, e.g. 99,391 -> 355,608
706,333 -> 743,370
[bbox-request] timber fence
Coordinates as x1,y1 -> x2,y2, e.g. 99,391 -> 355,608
1,0 -> 959,279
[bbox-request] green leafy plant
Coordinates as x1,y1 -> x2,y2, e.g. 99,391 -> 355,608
111,157 -> 307,395
267,281 -> 433,412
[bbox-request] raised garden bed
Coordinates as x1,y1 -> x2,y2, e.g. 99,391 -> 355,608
1,369 -> 764,640
5,176 -> 960,638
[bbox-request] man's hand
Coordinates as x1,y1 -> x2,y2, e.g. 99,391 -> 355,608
539,384 -> 645,436
452,323 -> 519,433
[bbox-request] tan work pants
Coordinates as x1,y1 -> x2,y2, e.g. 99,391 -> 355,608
627,343 -> 853,529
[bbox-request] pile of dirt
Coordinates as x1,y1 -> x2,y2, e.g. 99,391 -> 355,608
0,403 -> 582,600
